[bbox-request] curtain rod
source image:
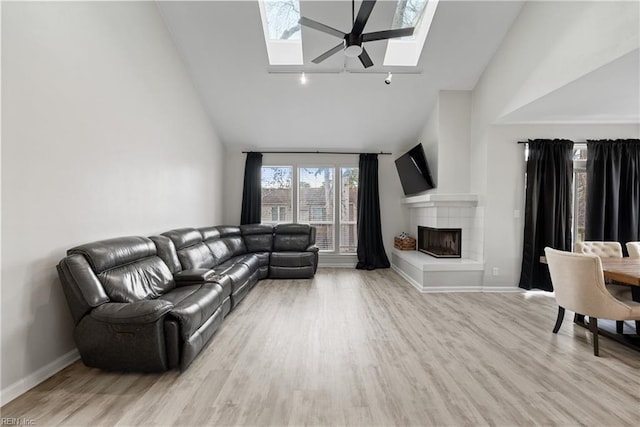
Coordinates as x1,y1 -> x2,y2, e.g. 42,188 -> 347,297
242,150 -> 392,155
517,140 -> 588,144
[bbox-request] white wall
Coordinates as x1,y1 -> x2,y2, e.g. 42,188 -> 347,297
223,151 -> 408,265
1,2 -> 225,402
469,0 -> 640,288
419,99 -> 439,187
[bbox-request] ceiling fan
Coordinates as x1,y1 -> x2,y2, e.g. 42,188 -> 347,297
298,0 -> 415,69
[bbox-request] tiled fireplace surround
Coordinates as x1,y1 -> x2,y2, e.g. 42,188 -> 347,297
391,194 -> 486,292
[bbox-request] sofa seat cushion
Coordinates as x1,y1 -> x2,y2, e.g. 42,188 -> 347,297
270,251 -> 316,268
158,283 -> 223,339
212,263 -> 251,294
215,254 -> 260,274
213,275 -> 232,300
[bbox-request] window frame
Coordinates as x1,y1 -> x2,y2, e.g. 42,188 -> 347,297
261,161 -> 358,254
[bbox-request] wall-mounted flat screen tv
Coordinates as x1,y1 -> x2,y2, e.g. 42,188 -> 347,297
395,143 -> 435,195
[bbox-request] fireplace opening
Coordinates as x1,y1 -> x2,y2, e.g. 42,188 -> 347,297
418,226 -> 461,258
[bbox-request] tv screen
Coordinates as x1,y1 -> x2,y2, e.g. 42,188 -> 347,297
395,143 -> 435,195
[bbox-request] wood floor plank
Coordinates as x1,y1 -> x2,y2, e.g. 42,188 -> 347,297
2,268 -> 639,426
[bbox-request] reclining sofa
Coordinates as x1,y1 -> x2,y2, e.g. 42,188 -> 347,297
57,224 -> 318,371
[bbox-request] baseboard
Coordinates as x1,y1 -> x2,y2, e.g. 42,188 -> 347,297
391,265 -> 522,293
1,348 -> 80,406
482,286 -> 523,293
317,263 -> 357,268
391,264 -> 423,292
318,254 -> 357,268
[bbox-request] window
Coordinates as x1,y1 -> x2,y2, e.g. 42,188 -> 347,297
258,0 -> 303,65
262,0 -> 301,40
261,166 -> 293,224
572,145 -> 588,244
261,164 -> 358,253
340,168 -> 358,253
384,0 -> 439,66
271,206 -> 287,221
299,167 -> 335,251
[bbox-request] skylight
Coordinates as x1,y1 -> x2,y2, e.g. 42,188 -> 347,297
384,0 -> 439,67
392,0 -> 429,32
259,0 -> 303,65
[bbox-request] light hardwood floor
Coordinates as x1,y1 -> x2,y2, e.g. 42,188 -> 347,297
2,268 -> 639,426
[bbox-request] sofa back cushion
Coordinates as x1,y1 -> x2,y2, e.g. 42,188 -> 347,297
200,226 -> 247,265
216,226 -> 248,256
162,228 -> 215,270
149,235 -> 181,274
273,224 -> 314,251
241,224 -> 274,253
68,236 -> 175,303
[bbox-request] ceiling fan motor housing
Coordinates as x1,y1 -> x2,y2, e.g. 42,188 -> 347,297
344,33 -> 364,57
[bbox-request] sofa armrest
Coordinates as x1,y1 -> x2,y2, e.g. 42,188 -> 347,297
306,245 -> 319,253
90,300 -> 173,324
174,269 -> 220,284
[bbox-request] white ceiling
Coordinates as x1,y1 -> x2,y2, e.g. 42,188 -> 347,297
158,0 -> 525,152
497,48 -> 640,124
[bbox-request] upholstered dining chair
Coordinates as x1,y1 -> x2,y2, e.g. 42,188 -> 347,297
626,242 -> 640,258
573,241 -> 623,257
545,247 -> 640,356
573,241 -> 631,333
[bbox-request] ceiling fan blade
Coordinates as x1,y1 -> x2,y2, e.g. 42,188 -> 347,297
362,27 -> 415,42
358,47 -> 374,69
299,16 -> 345,39
351,0 -> 377,35
312,43 -> 345,64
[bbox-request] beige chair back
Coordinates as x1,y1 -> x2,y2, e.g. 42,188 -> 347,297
544,247 -> 634,321
573,241 -> 622,258
626,242 -> 640,258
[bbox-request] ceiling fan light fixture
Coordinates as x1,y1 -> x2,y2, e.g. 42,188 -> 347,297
299,0 -> 415,69
344,44 -> 363,58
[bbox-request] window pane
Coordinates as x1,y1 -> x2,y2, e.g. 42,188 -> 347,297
313,224 -> 334,252
340,167 -> 358,253
574,170 -> 587,243
261,166 -> 292,224
264,0 -> 301,40
298,167 -> 334,222
299,167 -> 334,250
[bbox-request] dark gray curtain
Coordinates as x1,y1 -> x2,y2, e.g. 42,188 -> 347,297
240,152 -> 263,225
518,139 -> 574,291
585,139 -> 640,255
356,154 -> 390,270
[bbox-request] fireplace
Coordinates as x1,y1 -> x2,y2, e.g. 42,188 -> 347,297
418,226 -> 461,258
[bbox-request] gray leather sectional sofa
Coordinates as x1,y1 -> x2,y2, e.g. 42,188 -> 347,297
56,224 -> 318,372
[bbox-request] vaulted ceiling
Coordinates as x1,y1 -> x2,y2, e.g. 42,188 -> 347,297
159,1 -> 640,152
158,0 -> 525,152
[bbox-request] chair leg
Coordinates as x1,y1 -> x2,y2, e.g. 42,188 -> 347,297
553,306 -> 565,333
589,317 -> 599,356
616,321 -> 624,334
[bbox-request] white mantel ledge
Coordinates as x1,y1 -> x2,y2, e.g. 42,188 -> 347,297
402,193 -> 478,208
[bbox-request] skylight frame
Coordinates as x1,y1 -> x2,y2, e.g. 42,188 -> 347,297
384,0 -> 439,67
258,0 -> 304,66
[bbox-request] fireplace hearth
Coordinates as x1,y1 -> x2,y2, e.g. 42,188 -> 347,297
418,226 -> 461,258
